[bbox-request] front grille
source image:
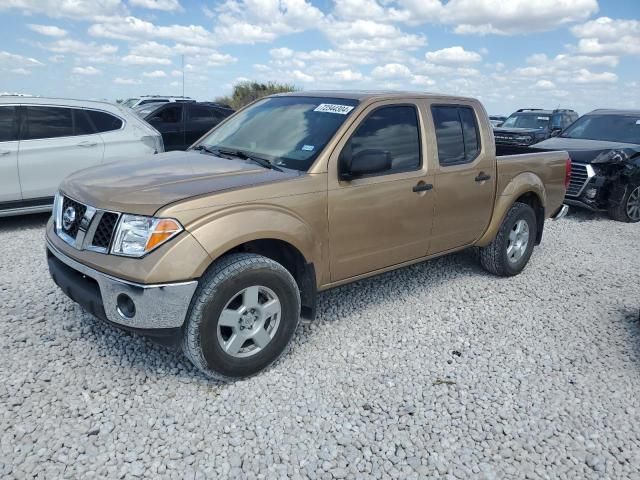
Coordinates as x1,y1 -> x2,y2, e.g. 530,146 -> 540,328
567,163 -> 591,197
56,195 -> 120,253
91,212 -> 119,249
61,197 -> 87,239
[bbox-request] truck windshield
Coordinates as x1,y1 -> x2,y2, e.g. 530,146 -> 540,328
561,114 -> 640,144
502,113 -> 550,130
196,96 -> 360,171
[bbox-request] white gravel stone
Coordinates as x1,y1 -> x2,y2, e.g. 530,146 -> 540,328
1,210 -> 640,479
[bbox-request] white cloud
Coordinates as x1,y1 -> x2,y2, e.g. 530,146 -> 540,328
72,66 -> 101,75
270,48 -> 294,59
424,46 -> 481,66
27,24 -> 68,37
114,77 -> 141,85
410,74 -> 435,87
371,63 -> 412,79
122,54 -> 172,65
441,0 -> 599,35
129,0 -> 182,11
41,39 -> 118,59
10,68 -> 31,75
291,70 -> 314,82
332,0 -> 598,36
213,0 -> 324,44
142,70 -> 167,78
0,0 -> 124,20
571,17 -> 640,56
535,80 -> 555,90
323,20 -> 425,54
89,15 -> 216,47
0,50 -> 45,68
574,69 -> 617,84
129,41 -> 174,58
333,69 -> 364,82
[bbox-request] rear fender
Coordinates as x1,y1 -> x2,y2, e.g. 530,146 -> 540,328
475,172 -> 546,247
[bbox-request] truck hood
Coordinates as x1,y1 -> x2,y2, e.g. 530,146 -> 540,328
60,150 -> 300,216
533,137 -> 640,164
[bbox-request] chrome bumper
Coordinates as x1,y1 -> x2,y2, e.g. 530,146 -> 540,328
47,239 -> 198,329
552,204 -> 569,221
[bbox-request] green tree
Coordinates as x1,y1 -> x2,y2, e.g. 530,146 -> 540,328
216,81 -> 298,110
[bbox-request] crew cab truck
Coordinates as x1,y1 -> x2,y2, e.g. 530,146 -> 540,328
46,91 -> 570,379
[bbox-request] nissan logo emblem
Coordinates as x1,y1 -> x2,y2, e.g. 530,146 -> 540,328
62,206 -> 76,231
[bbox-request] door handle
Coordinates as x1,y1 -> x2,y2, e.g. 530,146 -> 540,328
77,141 -> 98,148
475,172 -> 491,182
0,150 -> 10,156
412,182 -> 433,193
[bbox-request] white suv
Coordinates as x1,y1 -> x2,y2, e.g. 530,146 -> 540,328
122,96 -> 193,108
0,97 -> 164,217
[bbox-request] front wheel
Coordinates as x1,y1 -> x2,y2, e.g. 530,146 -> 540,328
608,182 -> 640,223
479,202 -> 538,277
182,253 -> 301,380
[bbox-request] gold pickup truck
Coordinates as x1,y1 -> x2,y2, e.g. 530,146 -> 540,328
46,91 -> 571,379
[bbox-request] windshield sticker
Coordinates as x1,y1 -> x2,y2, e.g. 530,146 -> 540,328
636,120 -> 640,125
537,116 -> 550,120
302,145 -> 315,151
314,103 -> 355,115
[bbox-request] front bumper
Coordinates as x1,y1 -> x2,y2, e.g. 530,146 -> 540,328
47,239 -> 198,333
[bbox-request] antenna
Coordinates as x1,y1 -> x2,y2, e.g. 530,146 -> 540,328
182,54 -> 185,98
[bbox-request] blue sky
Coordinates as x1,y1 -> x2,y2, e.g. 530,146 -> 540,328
0,0 -> 638,115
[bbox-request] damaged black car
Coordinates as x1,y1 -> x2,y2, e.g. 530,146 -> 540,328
532,109 -> 640,223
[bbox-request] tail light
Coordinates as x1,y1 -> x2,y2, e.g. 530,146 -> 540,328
564,157 -> 572,189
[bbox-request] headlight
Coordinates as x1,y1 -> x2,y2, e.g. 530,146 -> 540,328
515,135 -> 533,143
52,192 -> 62,230
111,214 -> 183,257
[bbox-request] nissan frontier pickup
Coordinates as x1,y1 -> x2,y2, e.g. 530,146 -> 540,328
46,91 -> 571,379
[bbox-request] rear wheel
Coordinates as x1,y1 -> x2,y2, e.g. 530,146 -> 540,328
480,202 -> 537,277
608,182 -> 640,223
182,253 -> 301,380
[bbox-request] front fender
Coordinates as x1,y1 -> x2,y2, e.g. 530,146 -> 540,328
186,204 -> 319,269
475,172 -> 547,247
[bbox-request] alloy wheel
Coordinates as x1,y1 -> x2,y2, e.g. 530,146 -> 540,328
216,286 -> 281,358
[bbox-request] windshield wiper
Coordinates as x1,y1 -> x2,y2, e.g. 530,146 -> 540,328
209,147 -> 283,172
192,144 -> 219,155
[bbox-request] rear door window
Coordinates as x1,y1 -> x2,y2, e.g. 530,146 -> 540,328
23,106 -> 74,140
156,104 -> 183,124
0,106 -> 18,142
432,105 -> 482,165
73,109 -> 96,135
86,110 -> 123,132
189,105 -> 216,121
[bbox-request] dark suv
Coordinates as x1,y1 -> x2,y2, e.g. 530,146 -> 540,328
531,109 -> 640,222
135,101 -> 234,151
494,108 -> 578,149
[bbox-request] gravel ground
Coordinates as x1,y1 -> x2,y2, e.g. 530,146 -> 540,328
1,211 -> 639,479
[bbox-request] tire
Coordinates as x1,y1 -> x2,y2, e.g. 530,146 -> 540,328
182,253 -> 301,380
479,202 -> 538,277
607,182 -> 640,223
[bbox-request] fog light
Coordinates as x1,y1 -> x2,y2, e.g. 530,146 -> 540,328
584,188 -> 598,199
117,294 -> 136,318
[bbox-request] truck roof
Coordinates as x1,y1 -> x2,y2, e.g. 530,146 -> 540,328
588,108 -> 640,116
273,90 -> 478,103
0,96 -> 117,109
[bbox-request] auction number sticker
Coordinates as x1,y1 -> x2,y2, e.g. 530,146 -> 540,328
314,103 -> 355,115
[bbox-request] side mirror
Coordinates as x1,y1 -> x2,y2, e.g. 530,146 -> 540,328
550,128 -> 562,137
340,148 -> 392,180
